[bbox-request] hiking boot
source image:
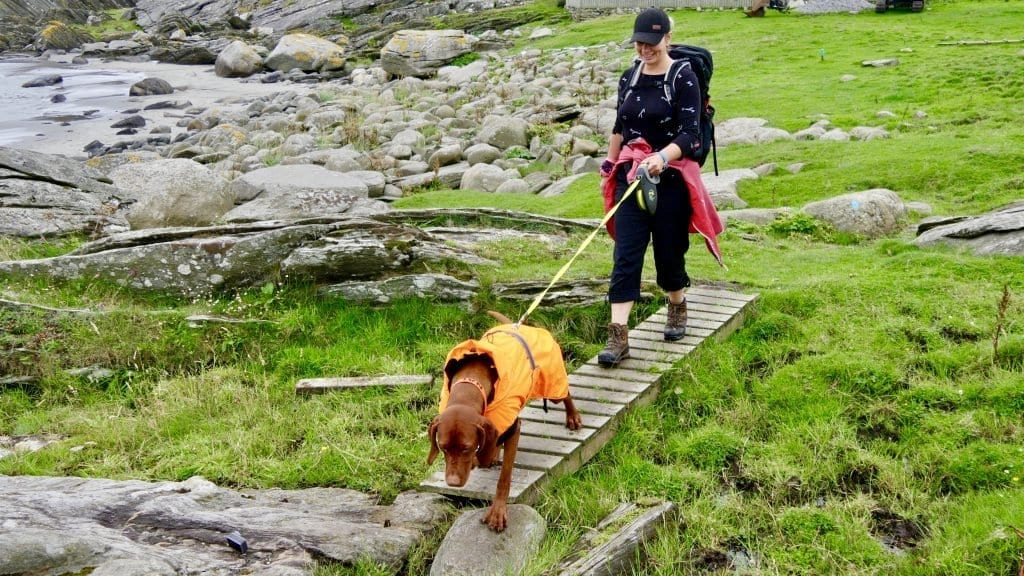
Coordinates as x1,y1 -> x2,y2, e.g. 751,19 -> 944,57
664,300 -> 687,341
598,323 -> 630,368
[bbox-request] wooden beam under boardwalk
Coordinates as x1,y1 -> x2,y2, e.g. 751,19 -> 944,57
419,286 -> 759,504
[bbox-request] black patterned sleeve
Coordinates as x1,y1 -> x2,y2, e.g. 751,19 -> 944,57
670,64 -> 703,159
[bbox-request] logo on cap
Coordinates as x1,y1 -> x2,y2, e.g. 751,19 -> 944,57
652,24 -> 662,30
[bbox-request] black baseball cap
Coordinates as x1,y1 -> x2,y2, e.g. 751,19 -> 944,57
630,7 -> 671,45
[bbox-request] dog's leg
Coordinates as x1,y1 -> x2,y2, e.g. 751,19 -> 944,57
562,395 -> 583,431
483,419 -> 519,532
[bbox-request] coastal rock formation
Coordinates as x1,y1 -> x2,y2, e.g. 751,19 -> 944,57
0,475 -> 450,575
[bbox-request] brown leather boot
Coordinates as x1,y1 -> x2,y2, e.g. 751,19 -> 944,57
598,323 -> 630,368
664,300 -> 687,341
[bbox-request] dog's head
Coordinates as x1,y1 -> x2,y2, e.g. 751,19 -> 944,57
427,406 -> 498,487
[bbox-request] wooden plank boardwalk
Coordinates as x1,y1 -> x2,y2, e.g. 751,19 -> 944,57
419,286 -> 759,504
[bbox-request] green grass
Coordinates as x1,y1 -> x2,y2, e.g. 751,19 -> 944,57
2,1 -> 1024,574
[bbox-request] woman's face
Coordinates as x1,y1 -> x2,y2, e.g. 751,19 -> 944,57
634,35 -> 669,65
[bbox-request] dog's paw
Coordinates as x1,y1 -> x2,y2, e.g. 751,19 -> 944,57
483,503 -> 508,532
565,412 -> 583,431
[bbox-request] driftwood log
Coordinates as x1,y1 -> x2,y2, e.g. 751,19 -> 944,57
295,374 -> 434,394
557,501 -> 680,576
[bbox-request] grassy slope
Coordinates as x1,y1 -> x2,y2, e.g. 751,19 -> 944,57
2,1 -> 1023,574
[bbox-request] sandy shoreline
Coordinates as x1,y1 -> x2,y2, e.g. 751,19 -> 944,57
0,55 -> 315,159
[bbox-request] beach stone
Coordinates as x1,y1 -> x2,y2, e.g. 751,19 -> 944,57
476,116 -> 530,150
129,77 -> 174,96
21,74 -> 63,88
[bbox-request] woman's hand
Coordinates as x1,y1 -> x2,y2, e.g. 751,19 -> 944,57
641,153 -> 667,176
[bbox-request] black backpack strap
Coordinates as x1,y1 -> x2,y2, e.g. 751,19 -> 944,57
663,58 -> 689,103
621,58 -> 644,105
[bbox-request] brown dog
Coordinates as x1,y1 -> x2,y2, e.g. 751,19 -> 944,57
427,311 -> 582,531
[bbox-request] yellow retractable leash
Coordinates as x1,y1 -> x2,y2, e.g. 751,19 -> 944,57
516,167 -> 652,326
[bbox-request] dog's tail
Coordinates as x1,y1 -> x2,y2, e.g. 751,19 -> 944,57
486,310 -> 514,325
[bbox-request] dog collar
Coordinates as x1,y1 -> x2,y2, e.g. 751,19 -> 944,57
451,377 -> 488,412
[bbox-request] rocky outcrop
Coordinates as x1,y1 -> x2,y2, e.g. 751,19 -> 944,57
914,202 -> 1024,256
0,217 -> 493,296
0,475 -> 451,575
0,146 -> 128,237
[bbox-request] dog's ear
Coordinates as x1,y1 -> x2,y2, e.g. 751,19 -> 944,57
426,417 -> 441,465
475,417 -> 500,468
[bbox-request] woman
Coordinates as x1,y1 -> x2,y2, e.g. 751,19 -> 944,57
598,6 -> 723,368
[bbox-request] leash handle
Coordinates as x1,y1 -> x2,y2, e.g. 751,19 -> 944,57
517,177 -> 643,325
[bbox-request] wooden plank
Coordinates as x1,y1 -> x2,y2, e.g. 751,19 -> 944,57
295,374 -> 433,394
517,434 -> 582,456
521,421 -> 597,442
682,299 -> 743,315
567,385 -> 635,405
684,292 -> 748,309
634,317 -> 716,333
688,287 -> 758,303
622,346 -> 687,364
530,398 -> 625,417
510,450 -> 564,471
520,406 -> 611,429
574,364 -> 660,384
420,467 -> 542,501
642,315 -> 723,331
570,373 -> 652,394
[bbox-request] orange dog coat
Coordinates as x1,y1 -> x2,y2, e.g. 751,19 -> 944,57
439,324 -> 570,436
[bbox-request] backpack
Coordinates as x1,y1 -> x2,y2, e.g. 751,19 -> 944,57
622,44 -> 718,175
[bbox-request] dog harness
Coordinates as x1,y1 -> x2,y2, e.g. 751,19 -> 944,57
440,323 -> 570,436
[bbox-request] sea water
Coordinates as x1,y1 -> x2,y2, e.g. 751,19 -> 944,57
0,57 -> 146,147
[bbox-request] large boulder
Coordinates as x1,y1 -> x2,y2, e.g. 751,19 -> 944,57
264,33 -> 346,73
215,40 -> 264,78
108,159 -> 233,229
802,189 -> 907,238
380,30 -> 476,78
